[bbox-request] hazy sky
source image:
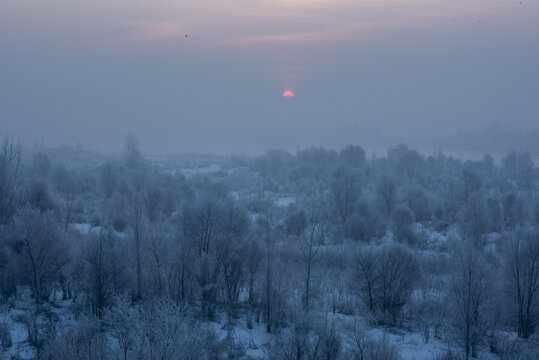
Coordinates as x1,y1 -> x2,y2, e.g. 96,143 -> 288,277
1,0 -> 538,154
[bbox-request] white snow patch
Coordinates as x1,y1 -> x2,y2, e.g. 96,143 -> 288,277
274,197 -> 296,207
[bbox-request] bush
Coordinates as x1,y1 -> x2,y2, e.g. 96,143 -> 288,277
14,309 -> 59,358
317,319 -> 342,360
495,336 -> 539,360
265,314 -> 319,360
41,317 -> 111,360
346,324 -> 401,360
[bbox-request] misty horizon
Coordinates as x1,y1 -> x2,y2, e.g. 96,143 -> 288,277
2,1 -> 538,154
19,126 -> 539,165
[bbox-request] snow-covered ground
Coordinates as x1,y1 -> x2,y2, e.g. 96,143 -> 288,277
0,281 -> 528,360
205,310 -> 452,360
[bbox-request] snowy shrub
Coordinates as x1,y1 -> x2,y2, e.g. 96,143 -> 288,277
41,317 -> 111,360
346,324 -> 401,360
265,313 -> 320,360
102,294 -> 139,360
316,319 -> 343,360
14,309 -> 58,358
495,336 -> 539,360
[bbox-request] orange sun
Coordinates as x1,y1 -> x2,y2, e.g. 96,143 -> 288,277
282,90 -> 295,97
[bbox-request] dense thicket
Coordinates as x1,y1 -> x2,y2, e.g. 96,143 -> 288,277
0,135 -> 538,359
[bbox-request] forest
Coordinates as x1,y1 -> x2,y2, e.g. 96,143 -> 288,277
0,134 -> 538,360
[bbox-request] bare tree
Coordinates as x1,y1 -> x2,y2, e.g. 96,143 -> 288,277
347,322 -> 372,360
354,244 -> 420,326
41,317 -> 111,360
376,175 -> 397,222
218,201 -> 249,325
50,163 -> 77,230
450,237 -> 490,360
124,134 -> 144,169
505,228 -> 539,338
266,312 -> 321,360
222,248 -> 245,304
501,151 -> 535,189
330,165 -> 359,225
130,198 -> 147,301
147,223 -> 169,298
100,161 -> 118,199
143,174 -> 163,222
387,144 -> 423,180
376,244 -> 421,326
0,135 -> 22,224
103,294 -> 139,360
170,233 -> 194,304
62,171 -> 76,232
9,206 -> 68,303
256,208 -> 276,333
339,145 -> 366,169
346,321 -> 401,360
461,166 -> 482,203
182,193 -> 224,319
317,318 -> 342,360
182,193 -> 222,256
354,247 -> 378,312
297,196 -> 326,310
245,238 -> 262,305
73,231 -> 124,317
140,298 -> 188,360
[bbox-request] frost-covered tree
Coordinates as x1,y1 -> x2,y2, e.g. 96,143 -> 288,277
354,244 -> 421,325
501,151 -> 535,189
124,133 -> 144,169
100,161 -> 118,199
449,236 -> 490,360
103,295 -> 139,360
505,227 -> 539,338
339,144 -> 366,169
0,135 -> 22,224
8,206 -> 68,302
73,231 -> 126,316
376,175 -> 397,222
329,165 -> 360,225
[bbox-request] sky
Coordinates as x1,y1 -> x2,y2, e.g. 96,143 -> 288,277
1,0 -> 538,155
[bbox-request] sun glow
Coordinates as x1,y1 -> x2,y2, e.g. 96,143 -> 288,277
282,90 -> 295,97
